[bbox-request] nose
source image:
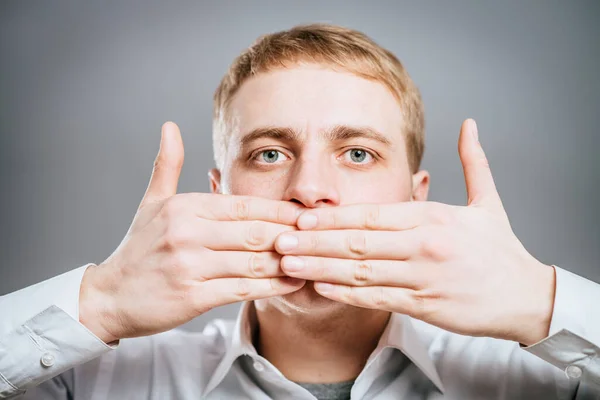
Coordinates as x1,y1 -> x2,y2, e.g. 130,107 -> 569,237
283,156 -> 340,208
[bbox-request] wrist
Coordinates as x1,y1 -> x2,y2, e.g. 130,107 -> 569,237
79,263 -> 121,344
516,261 -> 556,346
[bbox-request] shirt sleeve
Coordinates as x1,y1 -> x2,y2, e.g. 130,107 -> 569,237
522,265 -> 600,395
0,264 -> 116,399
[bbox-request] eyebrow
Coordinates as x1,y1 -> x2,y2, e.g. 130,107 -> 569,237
239,126 -> 301,148
240,124 -> 392,147
324,125 -> 392,146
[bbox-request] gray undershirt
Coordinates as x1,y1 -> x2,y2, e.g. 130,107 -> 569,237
239,354 -> 356,400
295,379 -> 355,400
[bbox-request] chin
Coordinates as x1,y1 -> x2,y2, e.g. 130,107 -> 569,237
270,281 -> 350,317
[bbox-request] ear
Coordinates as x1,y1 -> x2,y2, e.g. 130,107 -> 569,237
411,169 -> 430,201
208,168 -> 222,194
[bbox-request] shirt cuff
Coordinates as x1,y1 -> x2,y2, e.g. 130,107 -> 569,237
521,265 -> 600,384
548,265 -> 600,341
0,305 -> 115,398
0,265 -> 116,397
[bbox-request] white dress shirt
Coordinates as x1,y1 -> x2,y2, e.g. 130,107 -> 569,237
1,263 -> 599,399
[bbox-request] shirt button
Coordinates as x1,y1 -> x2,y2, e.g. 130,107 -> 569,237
565,365 -> 583,379
40,352 -> 55,368
252,360 -> 265,372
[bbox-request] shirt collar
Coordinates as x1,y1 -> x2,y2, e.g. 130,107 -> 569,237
204,301 -> 445,396
373,311 -> 445,393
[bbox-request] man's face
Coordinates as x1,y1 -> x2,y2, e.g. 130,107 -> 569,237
210,63 -> 429,313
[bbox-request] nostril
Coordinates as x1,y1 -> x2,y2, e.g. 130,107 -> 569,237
286,195 -> 339,208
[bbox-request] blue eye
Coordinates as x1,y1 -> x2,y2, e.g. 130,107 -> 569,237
350,149 -> 366,162
263,150 -> 279,163
344,148 -> 373,164
255,149 -> 289,164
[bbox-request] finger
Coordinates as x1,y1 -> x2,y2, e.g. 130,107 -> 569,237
198,251 -> 285,280
281,256 -> 423,289
186,194 -> 303,226
275,229 -> 422,260
297,201 -> 433,231
458,119 -> 505,215
201,220 -> 297,251
196,276 -> 306,309
313,283 -> 421,316
140,122 -> 185,207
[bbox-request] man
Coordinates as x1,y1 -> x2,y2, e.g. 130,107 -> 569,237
0,24 -> 598,399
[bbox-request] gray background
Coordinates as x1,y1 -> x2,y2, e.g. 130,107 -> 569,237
1,1 -> 598,331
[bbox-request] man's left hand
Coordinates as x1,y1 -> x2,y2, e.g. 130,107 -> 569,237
275,119 -> 556,346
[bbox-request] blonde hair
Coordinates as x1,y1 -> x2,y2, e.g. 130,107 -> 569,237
213,23 -> 425,173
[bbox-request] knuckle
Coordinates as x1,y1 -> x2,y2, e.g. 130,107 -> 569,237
153,156 -> 182,176
153,155 -> 161,171
162,251 -> 190,280
421,236 -> 441,260
430,203 -> 454,225
232,198 -> 250,220
408,289 -> 439,319
364,204 -> 380,229
322,209 -> 336,229
245,221 -> 267,249
421,229 -> 453,260
235,278 -> 252,299
410,293 -> 427,317
347,232 -> 368,257
314,258 -> 329,280
479,155 -> 490,169
159,196 -> 182,220
371,287 -> 389,308
309,234 -> 320,252
162,221 -> 188,250
248,253 -> 267,277
276,202 -> 285,223
354,261 -> 373,285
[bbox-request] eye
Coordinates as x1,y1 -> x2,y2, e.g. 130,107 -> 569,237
254,149 -> 289,164
343,148 -> 374,164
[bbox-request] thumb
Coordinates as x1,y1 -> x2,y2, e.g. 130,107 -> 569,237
458,119 -> 505,214
140,121 -> 185,207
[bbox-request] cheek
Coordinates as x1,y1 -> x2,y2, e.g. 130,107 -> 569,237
225,167 -> 290,200
338,167 -> 413,204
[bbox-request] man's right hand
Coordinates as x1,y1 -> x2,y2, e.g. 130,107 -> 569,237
78,122 -> 306,344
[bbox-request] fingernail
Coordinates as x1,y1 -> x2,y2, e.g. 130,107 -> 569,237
282,256 -> 305,272
315,282 -> 334,293
470,119 -> 479,142
277,234 -> 298,251
298,213 -> 318,229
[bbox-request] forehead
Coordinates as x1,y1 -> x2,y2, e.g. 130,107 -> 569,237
227,64 -> 404,140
